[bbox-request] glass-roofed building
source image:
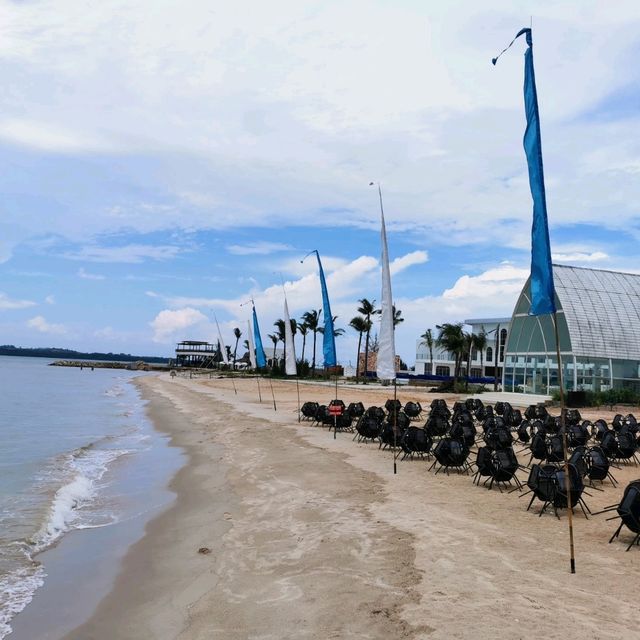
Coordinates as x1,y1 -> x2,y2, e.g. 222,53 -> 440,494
504,265 -> 640,394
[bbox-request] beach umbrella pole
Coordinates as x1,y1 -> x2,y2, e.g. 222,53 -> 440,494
553,312 -> 576,574
393,379 -> 398,475
269,378 -> 277,411
257,376 -> 262,403
296,378 -> 301,423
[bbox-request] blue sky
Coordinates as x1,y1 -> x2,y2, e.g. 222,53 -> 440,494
2,1 -> 640,365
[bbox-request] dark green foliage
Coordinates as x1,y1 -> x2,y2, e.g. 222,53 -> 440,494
551,387 -> 640,407
0,345 -> 169,363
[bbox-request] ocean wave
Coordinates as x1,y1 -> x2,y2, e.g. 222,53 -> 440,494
0,563 -> 45,640
104,385 -> 125,398
30,448 -> 131,553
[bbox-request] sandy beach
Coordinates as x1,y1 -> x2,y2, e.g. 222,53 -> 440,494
65,374 -> 640,639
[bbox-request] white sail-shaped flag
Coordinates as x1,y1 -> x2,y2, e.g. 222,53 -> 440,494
377,196 -> 396,381
214,316 -> 229,365
247,319 -> 257,369
283,298 -> 297,376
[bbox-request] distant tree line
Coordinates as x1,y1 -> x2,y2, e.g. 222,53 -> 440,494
0,345 -> 170,363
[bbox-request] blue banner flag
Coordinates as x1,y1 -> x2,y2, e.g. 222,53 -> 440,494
252,305 -> 267,368
493,28 -> 556,316
313,250 -> 337,367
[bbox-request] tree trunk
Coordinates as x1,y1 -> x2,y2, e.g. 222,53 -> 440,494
355,332 -> 363,378
312,331 -> 317,374
233,337 -> 240,369
363,326 -> 371,380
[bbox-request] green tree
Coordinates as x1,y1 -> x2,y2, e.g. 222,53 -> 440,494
392,305 -> 404,329
436,323 -> 465,381
232,327 -> 242,369
420,328 -> 434,375
297,321 -> 309,364
473,330 -> 488,377
268,333 -> 279,370
357,298 -> 379,377
301,309 -> 321,375
349,316 -> 369,378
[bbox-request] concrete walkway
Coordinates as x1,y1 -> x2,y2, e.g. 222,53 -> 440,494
471,391 -> 552,407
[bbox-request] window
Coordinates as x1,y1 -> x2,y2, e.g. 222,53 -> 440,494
471,368 -> 482,378
435,365 -> 450,376
486,347 -> 493,363
471,347 -> 478,361
500,329 -> 507,362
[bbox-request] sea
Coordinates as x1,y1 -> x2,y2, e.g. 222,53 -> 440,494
0,356 -> 183,639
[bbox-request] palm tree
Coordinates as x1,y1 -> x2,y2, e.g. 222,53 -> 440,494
473,330 -> 488,378
357,298 -> 379,377
232,327 -> 242,369
420,329 -> 434,375
297,321 -> 309,363
301,309 -> 321,374
436,323 -> 465,382
274,319 -> 286,371
392,305 -> 404,329
349,316 -> 368,378
462,331 -> 473,390
268,333 -> 279,370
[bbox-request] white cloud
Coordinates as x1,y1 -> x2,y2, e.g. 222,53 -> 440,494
2,1 -> 640,258
443,264 -> 529,301
0,292 -> 37,310
27,315 -> 67,334
389,250 -> 428,276
150,307 -> 210,343
552,251 -> 608,263
67,245 -> 183,263
45,295 -> 55,304
78,267 -> 105,280
227,241 -> 293,255
0,118 -> 116,153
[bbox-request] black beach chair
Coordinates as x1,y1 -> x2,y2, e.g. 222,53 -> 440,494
615,431 -> 639,465
489,447 -> 523,492
355,414 -> 384,443
472,447 -> 495,486
528,432 -> 548,466
346,402 -> 365,419
401,427 -> 433,460
301,401 -> 319,421
608,481 -> 640,550
404,401 -> 423,420
429,438 -> 471,475
585,446 -> 618,488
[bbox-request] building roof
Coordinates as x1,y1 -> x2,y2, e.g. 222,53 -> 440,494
513,265 -> 640,360
464,317 -> 512,326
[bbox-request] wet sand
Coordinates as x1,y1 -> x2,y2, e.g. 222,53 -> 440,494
66,374 -> 640,639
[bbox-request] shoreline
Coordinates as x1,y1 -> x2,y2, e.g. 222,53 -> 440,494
65,374 -> 640,639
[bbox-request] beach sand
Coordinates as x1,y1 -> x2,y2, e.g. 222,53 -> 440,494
65,374 -> 640,639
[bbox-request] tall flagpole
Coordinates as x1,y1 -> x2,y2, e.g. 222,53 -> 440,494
371,181 -> 398,475
242,303 -> 262,403
214,314 -> 237,395
494,27 -> 575,573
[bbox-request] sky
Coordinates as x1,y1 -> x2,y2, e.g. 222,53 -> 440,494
2,1 -> 640,367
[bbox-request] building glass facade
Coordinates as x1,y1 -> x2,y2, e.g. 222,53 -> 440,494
504,265 -> 640,394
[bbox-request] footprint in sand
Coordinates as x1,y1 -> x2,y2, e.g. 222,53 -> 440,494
224,512 -> 233,520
